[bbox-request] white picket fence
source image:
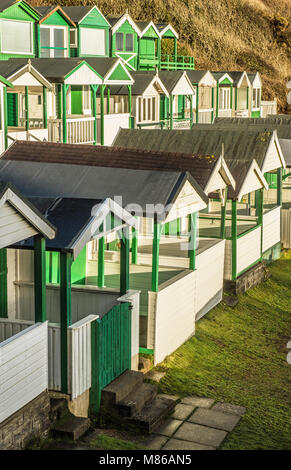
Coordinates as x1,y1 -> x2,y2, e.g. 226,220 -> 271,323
48,117 -> 95,144
262,206 -> 281,253
0,322 -> 48,424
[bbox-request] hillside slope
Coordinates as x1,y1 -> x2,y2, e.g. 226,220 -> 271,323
31,0 -> 291,112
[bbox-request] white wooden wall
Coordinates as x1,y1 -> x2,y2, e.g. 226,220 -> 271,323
282,208 -> 291,249
236,226 -> 261,275
118,290 -> 140,371
0,322 -> 48,424
262,206 -> 281,252
0,202 -> 38,249
153,270 -> 197,365
224,240 -> 232,280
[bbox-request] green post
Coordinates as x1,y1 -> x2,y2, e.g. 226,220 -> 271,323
188,213 -> 197,270
174,37 -> 177,61
216,83 -> 219,117
98,231 -> 105,288
43,86 -> 47,129
62,84 -> 68,143
131,223 -> 138,265
220,189 -> 228,239
235,87 -> 238,111
0,248 -> 8,318
195,85 -> 199,123
189,95 -> 193,127
257,188 -> 264,257
170,95 -> 173,129
3,88 -> 8,149
100,85 -> 105,146
90,84 -> 98,145
34,235 -> 46,323
157,38 -> 161,69
107,87 -> 110,114
120,226 -> 130,295
25,85 -> 29,132
151,218 -> 161,292
231,200 -> 237,280
57,85 -> 62,119
230,84 -> 233,110
277,168 -> 283,206
60,252 -> 72,394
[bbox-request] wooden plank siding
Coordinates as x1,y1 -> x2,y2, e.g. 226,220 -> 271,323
236,226 -> 261,275
262,206 -> 281,253
0,202 -> 38,249
282,208 -> 291,249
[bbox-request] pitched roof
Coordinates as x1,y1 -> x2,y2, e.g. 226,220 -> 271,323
0,0 -> 20,13
106,14 -> 124,27
37,5 -> 76,27
0,155 -> 207,221
84,57 -> 124,79
187,70 -> 210,84
110,71 -> 156,95
214,118 -> 291,139
279,139 -> 291,167
158,70 -> 187,94
62,6 -> 94,23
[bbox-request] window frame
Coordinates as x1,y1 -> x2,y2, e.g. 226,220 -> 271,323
40,25 -> 68,58
219,87 -> 231,110
125,33 -> 134,52
1,18 -> 34,55
115,32 -> 124,51
80,27 -> 106,56
252,87 -> 261,110
70,28 -> 78,48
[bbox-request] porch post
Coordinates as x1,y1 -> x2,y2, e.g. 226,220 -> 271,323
170,95 -> 173,129
127,85 -> 132,128
62,84 -> 68,144
3,88 -> 8,149
131,222 -> 138,265
246,86 -> 249,115
120,226 -> 130,295
277,168 -> 283,206
230,84 -> 233,110
195,85 -> 199,123
107,87 -> 110,114
234,87 -> 238,111
220,188 -> 228,239
189,95 -> 193,127
152,217 -> 161,292
90,84 -> 98,145
0,248 -> 8,318
25,86 -> 29,132
100,85 -> 105,146
257,188 -> 264,258
188,212 -> 197,270
174,37 -> 177,61
211,87 -> 214,123
216,83 -> 219,117
98,227 -> 105,288
43,86 -> 47,129
34,235 -> 46,323
231,200 -> 237,280
60,251 -> 73,394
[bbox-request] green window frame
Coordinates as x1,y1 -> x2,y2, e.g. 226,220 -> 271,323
40,26 -> 68,58
116,32 -> 124,51
125,33 -> 134,52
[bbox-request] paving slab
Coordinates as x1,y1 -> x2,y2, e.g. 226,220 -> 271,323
181,396 -> 214,408
171,404 -> 195,421
212,402 -> 246,416
174,422 -> 227,447
144,435 -> 168,450
189,408 -> 241,432
155,418 -> 182,437
145,370 -> 166,382
157,393 -> 180,402
163,438 -> 215,451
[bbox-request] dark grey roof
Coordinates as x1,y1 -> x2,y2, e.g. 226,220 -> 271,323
0,60 -> 28,79
84,57 -> 121,79
279,139 -> 291,167
158,71 -> 185,94
0,160 -> 202,221
109,71 -> 156,95
62,6 -> 94,24
247,72 -> 258,85
0,0 -> 18,13
106,14 -> 124,27
36,6 -> 56,16
187,70 -> 210,84
211,72 -> 232,84
225,71 -> 245,86
213,118 -> 291,139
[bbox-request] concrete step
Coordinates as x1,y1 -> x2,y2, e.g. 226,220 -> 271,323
116,383 -> 157,417
101,370 -> 144,406
49,397 -> 69,422
52,416 -> 90,441
127,395 -> 178,433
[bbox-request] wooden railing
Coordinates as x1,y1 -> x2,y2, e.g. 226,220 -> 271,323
48,117 -> 95,144
19,117 -> 44,129
261,100 -> 277,117
160,54 -> 195,70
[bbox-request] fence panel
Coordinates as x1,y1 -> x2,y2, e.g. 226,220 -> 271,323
262,206 -> 281,252
282,208 -> 291,249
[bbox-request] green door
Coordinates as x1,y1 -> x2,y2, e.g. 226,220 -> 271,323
160,95 -> 169,120
7,93 -> 18,127
71,86 -> 83,115
178,95 -> 185,118
0,249 -> 8,318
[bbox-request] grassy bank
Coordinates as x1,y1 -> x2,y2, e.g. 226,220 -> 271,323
156,251 -> 291,450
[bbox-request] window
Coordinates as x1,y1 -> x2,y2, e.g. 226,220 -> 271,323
38,96 -> 42,105
83,86 -> 91,114
125,34 -> 133,52
70,28 -> 77,48
80,28 -> 106,56
152,97 -> 156,121
40,26 -> 67,58
1,19 -> 33,54
219,87 -> 230,109
138,97 -> 157,122
252,88 -> 261,109
116,32 -> 123,51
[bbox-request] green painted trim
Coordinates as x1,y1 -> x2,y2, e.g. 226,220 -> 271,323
189,95 -> 193,127
120,227 -> 130,295
277,168 -> 283,206
231,200 -> 237,280
43,86 -> 47,128
100,85 -> 105,146
98,232 -> 105,288
131,224 -> 138,265
216,84 -> 219,117
188,213 -> 197,270
64,61 -> 103,82
34,235 -> 46,323
230,84 -> 233,110
127,84 -> 132,116
170,95 -> 173,129
139,347 -> 154,355
71,245 -> 87,285
3,88 -> 8,150
234,87 -> 238,110
25,85 -> 29,131
0,248 -> 8,318
236,258 -> 262,278
60,252 -> 72,394
195,85 -> 199,123
62,84 -> 69,143
0,75 -> 13,88
90,84 -> 98,145
152,220 -> 161,292
237,223 -> 260,239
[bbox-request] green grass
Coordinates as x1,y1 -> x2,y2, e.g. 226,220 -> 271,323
89,434 -> 146,450
156,251 -> 291,450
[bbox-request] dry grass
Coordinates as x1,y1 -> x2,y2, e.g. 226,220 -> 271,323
31,0 -> 291,112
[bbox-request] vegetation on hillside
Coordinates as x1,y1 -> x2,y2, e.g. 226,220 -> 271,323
31,0 -> 291,112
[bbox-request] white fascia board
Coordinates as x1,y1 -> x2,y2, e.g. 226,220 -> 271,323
218,73 -> 233,84
144,75 -> 169,97
140,21 -> 161,38
237,160 -> 268,201
237,71 -> 251,88
108,198 -> 138,228
79,5 -> 111,27
111,14 -> 141,36
0,188 -> 56,239
159,24 -> 179,39
8,64 -> 53,89
103,58 -> 134,85
204,156 -> 236,194
273,131 -> 286,169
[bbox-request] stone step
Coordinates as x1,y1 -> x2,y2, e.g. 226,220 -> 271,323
116,383 -> 158,417
101,370 -> 144,406
127,395 -> 178,433
52,416 -> 90,441
49,398 -> 69,422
